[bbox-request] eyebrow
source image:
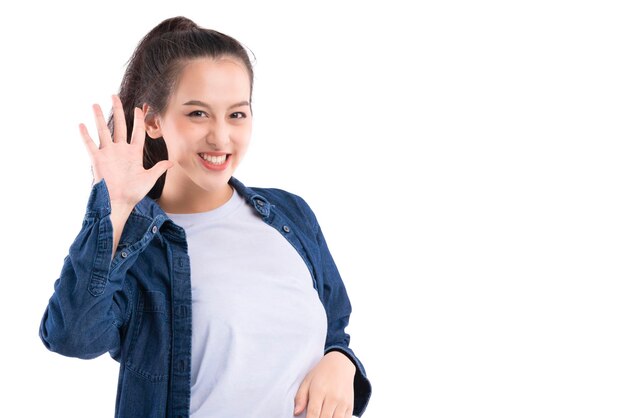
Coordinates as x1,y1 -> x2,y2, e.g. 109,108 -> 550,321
182,100 -> 250,110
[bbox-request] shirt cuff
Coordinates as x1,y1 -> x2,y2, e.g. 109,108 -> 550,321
325,345 -> 372,417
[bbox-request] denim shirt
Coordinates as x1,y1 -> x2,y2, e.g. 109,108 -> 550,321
40,177 -> 371,418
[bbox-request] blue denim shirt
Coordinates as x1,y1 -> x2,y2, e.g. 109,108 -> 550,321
40,177 -> 371,418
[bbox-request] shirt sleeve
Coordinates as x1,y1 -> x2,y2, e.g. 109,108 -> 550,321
39,180 -> 131,360
315,223 -> 372,417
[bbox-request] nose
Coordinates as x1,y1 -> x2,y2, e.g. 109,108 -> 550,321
204,119 -> 230,149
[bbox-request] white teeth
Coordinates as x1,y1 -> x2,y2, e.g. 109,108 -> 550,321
200,153 -> 227,164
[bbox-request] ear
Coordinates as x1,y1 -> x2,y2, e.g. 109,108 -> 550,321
142,103 -> 162,139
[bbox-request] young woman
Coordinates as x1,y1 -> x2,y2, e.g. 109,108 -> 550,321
40,16 -> 371,418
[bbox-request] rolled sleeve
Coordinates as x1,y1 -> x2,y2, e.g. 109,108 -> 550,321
39,180 -> 127,359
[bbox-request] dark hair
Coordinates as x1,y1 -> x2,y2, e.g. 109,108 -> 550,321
107,16 -> 254,199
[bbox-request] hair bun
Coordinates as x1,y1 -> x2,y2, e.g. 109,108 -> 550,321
141,16 -> 199,44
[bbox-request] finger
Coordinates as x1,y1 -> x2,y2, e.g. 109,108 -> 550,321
111,95 -> 127,144
305,397 -> 323,418
78,123 -> 98,155
332,404 -> 349,418
80,123 -> 101,183
322,400 -> 338,418
294,378 -> 310,416
93,103 -> 112,148
130,107 -> 146,147
343,406 -> 352,418
147,160 -> 173,182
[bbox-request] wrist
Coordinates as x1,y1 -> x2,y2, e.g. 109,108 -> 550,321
110,200 -> 135,215
325,350 -> 356,373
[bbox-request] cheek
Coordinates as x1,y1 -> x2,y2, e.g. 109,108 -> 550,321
169,118 -> 196,140
233,125 -> 252,149
162,120 -> 200,154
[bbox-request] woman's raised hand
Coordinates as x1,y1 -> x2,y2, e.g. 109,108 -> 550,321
79,95 -> 173,209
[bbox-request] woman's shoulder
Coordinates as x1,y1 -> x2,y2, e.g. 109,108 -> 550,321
254,186 -> 307,206
230,177 -> 306,205
230,177 -> 318,225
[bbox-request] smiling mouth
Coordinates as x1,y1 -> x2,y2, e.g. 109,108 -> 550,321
198,153 -> 230,165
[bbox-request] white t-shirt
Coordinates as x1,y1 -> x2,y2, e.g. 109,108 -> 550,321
167,188 -> 327,418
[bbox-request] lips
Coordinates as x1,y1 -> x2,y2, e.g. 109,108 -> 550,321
199,153 -> 228,165
197,152 -> 230,171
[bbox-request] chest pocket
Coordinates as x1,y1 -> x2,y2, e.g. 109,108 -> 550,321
125,290 -> 170,382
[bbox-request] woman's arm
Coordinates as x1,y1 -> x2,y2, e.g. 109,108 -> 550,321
39,180 -> 130,359
293,197 -> 372,417
318,223 -> 372,416
40,97 -> 171,360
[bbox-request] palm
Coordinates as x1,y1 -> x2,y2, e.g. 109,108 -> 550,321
79,96 -> 172,207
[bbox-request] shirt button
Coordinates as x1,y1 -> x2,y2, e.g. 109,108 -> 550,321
283,225 -> 290,233
121,251 -> 128,258
152,226 -> 158,233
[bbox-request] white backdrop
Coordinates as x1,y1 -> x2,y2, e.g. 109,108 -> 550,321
1,1 -> 625,417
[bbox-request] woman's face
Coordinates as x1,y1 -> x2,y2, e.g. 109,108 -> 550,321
147,56 -> 252,208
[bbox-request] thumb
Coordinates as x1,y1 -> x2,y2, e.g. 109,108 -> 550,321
148,160 -> 173,180
294,376 -> 310,415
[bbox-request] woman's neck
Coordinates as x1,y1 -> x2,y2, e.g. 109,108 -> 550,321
158,181 -> 234,214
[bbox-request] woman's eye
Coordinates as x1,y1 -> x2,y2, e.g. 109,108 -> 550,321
188,110 -> 207,118
231,112 -> 247,119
